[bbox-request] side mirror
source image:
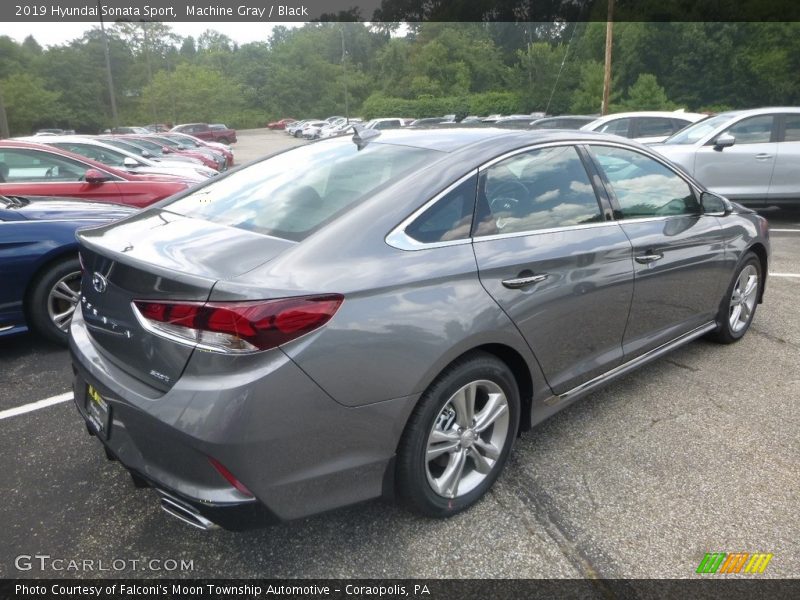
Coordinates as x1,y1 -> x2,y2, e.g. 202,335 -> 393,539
700,191 -> 732,216
123,157 -> 139,168
713,133 -> 736,151
141,150 -> 153,158
85,169 -> 110,184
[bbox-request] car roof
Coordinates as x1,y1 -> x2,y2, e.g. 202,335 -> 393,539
586,110 -> 707,123
361,127 -> 630,153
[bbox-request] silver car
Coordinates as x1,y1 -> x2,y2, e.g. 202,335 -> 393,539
70,128 -> 769,530
653,107 -> 800,207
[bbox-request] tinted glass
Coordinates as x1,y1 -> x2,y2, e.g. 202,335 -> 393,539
0,149 -> 89,182
724,115 -> 773,144
474,145 -> 601,236
52,142 -> 128,168
782,114 -> 800,142
167,140 -> 440,241
596,118 -> 631,136
405,175 -> 477,243
636,117 -> 676,137
591,146 -> 699,218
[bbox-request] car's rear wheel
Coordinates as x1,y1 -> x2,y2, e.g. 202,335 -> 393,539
709,252 -> 761,344
396,352 -> 520,517
28,256 -> 81,345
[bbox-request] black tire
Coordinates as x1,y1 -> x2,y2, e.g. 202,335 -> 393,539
217,137 -> 229,145
27,256 -> 81,346
708,252 -> 762,344
396,352 -> 520,518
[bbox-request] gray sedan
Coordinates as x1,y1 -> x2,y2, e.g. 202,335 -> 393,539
69,128 -> 769,530
653,106 -> 800,207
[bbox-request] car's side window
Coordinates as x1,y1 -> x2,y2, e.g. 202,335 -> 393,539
636,117 -> 676,138
473,145 -> 603,237
723,115 -> 774,144
781,114 -> 800,142
596,118 -> 631,137
0,149 -> 87,183
405,174 -> 477,243
591,145 -> 700,219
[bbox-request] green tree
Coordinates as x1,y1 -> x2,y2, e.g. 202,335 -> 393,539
0,73 -> 63,134
622,73 -> 675,111
570,61 -> 605,114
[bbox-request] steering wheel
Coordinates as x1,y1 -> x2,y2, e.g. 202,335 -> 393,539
44,167 -> 54,179
488,180 -> 529,215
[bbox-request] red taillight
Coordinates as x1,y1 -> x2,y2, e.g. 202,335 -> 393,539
132,295 -> 343,353
207,457 -> 253,497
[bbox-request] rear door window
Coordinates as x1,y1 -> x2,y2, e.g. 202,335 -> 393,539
596,118 -> 631,137
405,175 -> 477,243
635,117 -> 676,138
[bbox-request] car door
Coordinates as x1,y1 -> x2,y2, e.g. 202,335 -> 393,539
587,144 -> 727,359
769,113 -> 800,202
0,147 -> 123,203
471,144 -> 634,394
693,114 -> 777,205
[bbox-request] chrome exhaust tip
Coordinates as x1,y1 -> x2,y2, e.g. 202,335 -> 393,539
159,493 -> 218,530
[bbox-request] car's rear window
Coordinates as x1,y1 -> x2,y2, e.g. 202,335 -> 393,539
165,140 -> 440,241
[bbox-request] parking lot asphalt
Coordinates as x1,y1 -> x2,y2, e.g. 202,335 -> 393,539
1,130 -> 798,579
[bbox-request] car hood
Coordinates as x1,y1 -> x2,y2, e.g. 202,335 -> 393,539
6,196 -> 138,221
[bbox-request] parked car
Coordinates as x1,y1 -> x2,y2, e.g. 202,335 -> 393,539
286,120 -> 316,136
317,119 -> 362,139
15,136 -> 216,181
35,129 -> 65,136
145,124 -> 171,133
1,195 -> 135,343
0,140 -> 191,207
99,137 -> 206,167
70,127 -> 768,530
295,120 -> 327,139
364,118 -> 408,130
118,135 -> 221,171
529,115 -> 596,130
170,123 -> 237,145
267,118 -> 296,130
159,132 -> 234,168
580,110 -> 707,144
145,134 -> 227,171
111,126 -> 151,135
302,120 -> 341,140
652,107 -> 800,207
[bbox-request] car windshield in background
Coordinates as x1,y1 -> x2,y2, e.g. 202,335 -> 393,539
165,140 -> 440,241
662,113 -> 736,144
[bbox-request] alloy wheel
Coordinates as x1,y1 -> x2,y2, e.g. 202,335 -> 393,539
729,264 -> 758,333
47,270 -> 81,332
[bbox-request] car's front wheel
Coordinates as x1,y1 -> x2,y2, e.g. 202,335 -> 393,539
396,352 -> 520,517
709,252 -> 762,344
27,256 -> 81,345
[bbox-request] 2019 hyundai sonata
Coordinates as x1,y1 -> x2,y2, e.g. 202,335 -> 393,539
70,127 -> 769,530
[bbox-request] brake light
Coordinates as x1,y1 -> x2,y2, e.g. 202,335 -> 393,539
132,295 -> 343,353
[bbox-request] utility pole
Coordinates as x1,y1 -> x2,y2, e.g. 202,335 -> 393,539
0,82 -> 9,138
340,27 -> 349,122
601,0 -> 614,115
98,0 -> 118,129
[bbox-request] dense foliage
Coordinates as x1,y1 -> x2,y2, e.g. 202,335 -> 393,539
0,21 -> 798,134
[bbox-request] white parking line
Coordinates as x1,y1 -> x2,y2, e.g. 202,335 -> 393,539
770,228 -> 800,233
0,392 -> 72,420
770,273 -> 800,278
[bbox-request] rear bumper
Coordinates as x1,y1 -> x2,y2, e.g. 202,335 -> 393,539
69,304 -> 418,528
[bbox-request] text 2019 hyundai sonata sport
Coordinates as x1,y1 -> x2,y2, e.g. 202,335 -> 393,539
70,128 -> 769,530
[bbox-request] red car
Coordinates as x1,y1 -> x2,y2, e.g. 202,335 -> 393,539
160,132 -> 235,167
170,123 -> 237,145
0,140 -> 191,208
267,118 -> 296,130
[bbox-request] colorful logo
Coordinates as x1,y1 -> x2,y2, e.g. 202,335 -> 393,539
696,552 -> 773,574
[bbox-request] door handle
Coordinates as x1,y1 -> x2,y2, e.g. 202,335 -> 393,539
502,273 -> 549,289
755,153 -> 772,160
635,253 -> 663,264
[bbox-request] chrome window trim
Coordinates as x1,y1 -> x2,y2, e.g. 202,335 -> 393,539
385,139 -> 710,252
385,169 -> 478,251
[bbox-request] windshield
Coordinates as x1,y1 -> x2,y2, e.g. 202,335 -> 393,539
662,113 -> 737,145
165,139 -> 440,242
